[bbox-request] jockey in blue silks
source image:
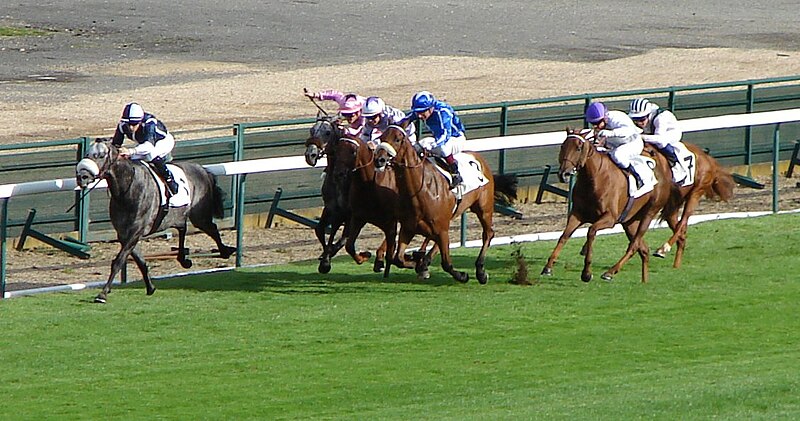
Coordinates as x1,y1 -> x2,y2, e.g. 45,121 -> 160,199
111,102 -> 178,194
404,91 -> 467,188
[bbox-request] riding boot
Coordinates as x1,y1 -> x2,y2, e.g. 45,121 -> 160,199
663,144 -> 687,182
445,155 -> 463,188
151,156 -> 179,195
627,165 -> 645,190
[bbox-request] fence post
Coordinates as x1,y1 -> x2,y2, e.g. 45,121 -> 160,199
77,137 -> 92,243
498,104 -> 509,174
1,198 -> 7,298
235,173 -> 248,267
773,123 -> 781,213
745,84 -> 755,174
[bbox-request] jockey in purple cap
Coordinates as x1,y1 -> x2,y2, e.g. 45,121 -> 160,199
585,101 -> 650,190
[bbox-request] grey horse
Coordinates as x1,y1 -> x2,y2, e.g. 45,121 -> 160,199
76,137 -> 236,303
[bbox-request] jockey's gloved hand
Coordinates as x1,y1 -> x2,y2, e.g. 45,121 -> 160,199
597,129 -> 614,138
419,137 -> 436,151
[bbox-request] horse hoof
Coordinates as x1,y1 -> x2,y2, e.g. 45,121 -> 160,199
94,296 -> 107,304
541,267 -> 553,276
477,272 -> 489,285
318,260 -> 332,274
653,250 -> 666,258
600,273 -> 613,281
373,260 -> 385,273
220,247 -> 236,259
455,271 -> 469,283
581,273 -> 593,283
146,287 -> 156,296
181,259 -> 193,269
417,270 -> 431,281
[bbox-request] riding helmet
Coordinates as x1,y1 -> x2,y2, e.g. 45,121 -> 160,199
411,91 -> 435,112
584,101 -> 607,124
628,98 -> 653,119
121,102 -> 145,124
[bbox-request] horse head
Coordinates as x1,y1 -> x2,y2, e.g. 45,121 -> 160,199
558,127 -> 596,183
374,122 -> 418,172
304,112 -> 341,166
76,137 -> 119,188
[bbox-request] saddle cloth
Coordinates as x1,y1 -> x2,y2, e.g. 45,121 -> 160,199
627,155 -> 657,199
430,152 -> 489,199
138,161 -> 192,208
672,143 -> 696,188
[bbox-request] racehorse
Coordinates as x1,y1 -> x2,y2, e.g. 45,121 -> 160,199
331,135 -> 432,278
373,124 -> 518,284
76,138 -> 236,303
541,127 -> 675,283
653,142 -> 735,267
303,113 -> 354,273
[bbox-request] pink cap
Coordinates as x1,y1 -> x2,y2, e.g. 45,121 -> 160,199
339,97 -> 363,114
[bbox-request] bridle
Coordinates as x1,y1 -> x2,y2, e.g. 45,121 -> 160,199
378,125 -> 425,169
562,131 -> 596,171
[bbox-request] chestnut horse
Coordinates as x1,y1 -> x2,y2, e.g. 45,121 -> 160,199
541,128 -> 675,283
654,142 -> 735,267
373,124 -> 518,284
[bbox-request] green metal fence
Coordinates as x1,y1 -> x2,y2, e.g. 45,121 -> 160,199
2,75 -> 799,242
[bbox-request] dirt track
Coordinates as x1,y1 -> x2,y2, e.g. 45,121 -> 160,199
2,1 -> 800,292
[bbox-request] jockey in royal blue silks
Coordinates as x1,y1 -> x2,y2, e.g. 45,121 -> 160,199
404,91 -> 467,188
111,102 -> 179,194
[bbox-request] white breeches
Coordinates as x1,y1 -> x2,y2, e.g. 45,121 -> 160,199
608,138 -> 644,168
130,133 -> 175,161
426,134 -> 466,158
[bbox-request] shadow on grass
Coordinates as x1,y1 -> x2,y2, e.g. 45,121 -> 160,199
151,254 -> 502,294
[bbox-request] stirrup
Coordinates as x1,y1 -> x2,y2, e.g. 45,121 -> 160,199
449,174 -> 463,189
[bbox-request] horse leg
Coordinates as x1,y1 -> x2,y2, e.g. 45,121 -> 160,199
129,247 -> 155,295
471,202 -> 495,285
541,213 -> 583,276
95,237 -> 141,303
374,239 -> 388,273
416,241 -> 438,280
176,226 -> 193,269
380,225 -> 397,278
392,227 -> 418,270
192,218 -> 236,259
436,231 -> 468,283
654,204 -> 682,259
343,218 -> 371,265
672,194 -> 702,269
602,217 -> 653,283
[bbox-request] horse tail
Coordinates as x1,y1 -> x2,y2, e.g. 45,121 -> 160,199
206,170 -> 226,219
493,173 -> 519,204
708,163 -> 735,202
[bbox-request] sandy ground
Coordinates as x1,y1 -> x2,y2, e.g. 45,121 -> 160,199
3,47 -> 800,292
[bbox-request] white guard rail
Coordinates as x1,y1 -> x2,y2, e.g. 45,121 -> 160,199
2,108 -> 799,200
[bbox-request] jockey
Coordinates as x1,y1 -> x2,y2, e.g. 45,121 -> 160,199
405,91 -> 466,188
304,89 -> 365,137
585,101 -> 649,190
628,98 -> 688,182
111,102 -> 179,195
359,96 -> 417,149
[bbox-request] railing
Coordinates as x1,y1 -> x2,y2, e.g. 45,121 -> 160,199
2,108 -> 800,297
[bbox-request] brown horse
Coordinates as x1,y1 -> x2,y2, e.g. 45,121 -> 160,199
373,124 -> 517,284
541,128 -> 675,283
653,142 -> 735,267
331,135 -> 422,277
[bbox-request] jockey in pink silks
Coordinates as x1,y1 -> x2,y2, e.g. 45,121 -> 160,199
304,89 -> 366,137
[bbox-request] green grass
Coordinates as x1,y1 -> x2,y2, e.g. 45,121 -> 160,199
1,214 -> 798,420
0,26 -> 49,37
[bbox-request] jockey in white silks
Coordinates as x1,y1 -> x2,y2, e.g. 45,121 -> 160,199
304,89 -> 366,137
403,91 -> 467,188
111,102 -> 178,194
628,98 -> 688,182
585,101 -> 651,190
359,96 -> 417,149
